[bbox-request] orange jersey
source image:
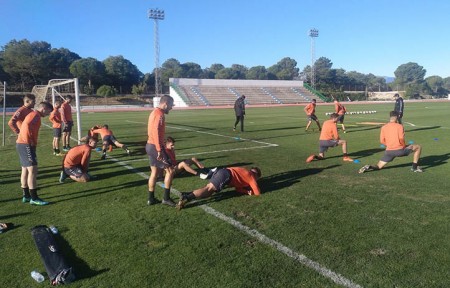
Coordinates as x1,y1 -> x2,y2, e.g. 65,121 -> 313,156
63,144 -> 92,172
335,102 -> 345,115
165,148 -> 177,166
304,103 -> 316,115
319,119 -> 339,141
16,111 -> 41,146
228,167 -> 261,196
147,108 -> 166,151
380,122 -> 405,150
60,102 -> 73,122
8,106 -> 33,134
91,128 -> 113,139
49,108 -> 62,128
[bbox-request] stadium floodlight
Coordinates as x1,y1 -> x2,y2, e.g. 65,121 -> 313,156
148,8 -> 165,98
309,28 -> 319,89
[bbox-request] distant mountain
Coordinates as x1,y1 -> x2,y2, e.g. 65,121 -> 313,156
384,76 -> 395,83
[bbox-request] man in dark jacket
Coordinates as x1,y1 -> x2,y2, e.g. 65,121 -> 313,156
233,95 -> 246,132
394,93 -> 404,124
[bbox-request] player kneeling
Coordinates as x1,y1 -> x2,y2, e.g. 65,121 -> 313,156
59,137 -> 98,183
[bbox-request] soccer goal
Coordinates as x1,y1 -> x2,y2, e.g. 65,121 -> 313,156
31,78 -> 82,144
1,80 -> 6,146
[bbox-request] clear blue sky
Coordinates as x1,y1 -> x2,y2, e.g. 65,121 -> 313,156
2,0 -> 449,78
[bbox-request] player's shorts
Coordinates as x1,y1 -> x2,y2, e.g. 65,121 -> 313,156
63,121 -> 73,133
53,127 -> 62,138
381,148 -> 412,162
319,140 -> 339,153
63,166 -> 84,178
337,114 -> 345,123
16,143 -> 37,167
209,168 -> 232,192
146,143 -> 172,169
307,114 -> 318,121
102,135 -> 117,146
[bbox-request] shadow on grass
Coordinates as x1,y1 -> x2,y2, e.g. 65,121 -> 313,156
55,232 -> 109,281
405,125 -> 441,132
358,153 -> 450,172
259,165 -> 339,193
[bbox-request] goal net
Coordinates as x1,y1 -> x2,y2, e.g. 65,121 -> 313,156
31,78 -> 82,144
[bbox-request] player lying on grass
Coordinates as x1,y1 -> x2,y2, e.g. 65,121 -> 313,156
306,113 -> 353,163
59,137 -> 98,183
164,136 -> 215,179
176,166 -> 262,210
91,124 -> 131,159
359,111 -> 423,173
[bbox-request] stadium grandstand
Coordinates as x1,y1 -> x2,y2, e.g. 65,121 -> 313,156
169,78 -> 325,107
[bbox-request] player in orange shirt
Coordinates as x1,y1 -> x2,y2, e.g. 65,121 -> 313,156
304,99 -> 321,132
91,124 -> 130,160
59,137 -> 98,183
176,166 -> 262,210
49,100 -> 63,156
306,113 -> 353,163
8,94 -> 36,135
334,98 -> 347,133
146,95 -> 176,207
15,101 -> 53,206
164,136 -> 211,177
359,111 -> 423,173
61,95 -> 74,151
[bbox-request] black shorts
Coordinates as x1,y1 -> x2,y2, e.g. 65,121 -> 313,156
63,121 -> 73,133
209,168 -> 232,192
307,114 -> 318,121
64,166 -> 84,178
319,140 -> 339,153
102,135 -> 117,146
145,143 -> 172,169
337,114 -> 345,123
381,148 -> 412,162
53,127 -> 62,138
16,143 -> 37,167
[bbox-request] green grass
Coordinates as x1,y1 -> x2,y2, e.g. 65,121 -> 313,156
1,102 -> 449,287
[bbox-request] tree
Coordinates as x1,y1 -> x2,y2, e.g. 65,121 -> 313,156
247,66 -> 268,80
97,85 -> 117,97
215,68 -> 234,79
103,55 -> 142,94
70,57 -> 106,93
180,62 -> 203,78
1,39 -> 53,90
268,57 -> 299,80
425,75 -> 444,94
393,62 -> 427,98
48,48 -> 81,79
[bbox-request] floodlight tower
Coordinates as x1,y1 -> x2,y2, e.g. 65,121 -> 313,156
309,28 -> 319,89
148,8 -> 165,97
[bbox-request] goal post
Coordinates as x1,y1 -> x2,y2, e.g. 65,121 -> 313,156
32,78 -> 82,144
1,81 -> 6,146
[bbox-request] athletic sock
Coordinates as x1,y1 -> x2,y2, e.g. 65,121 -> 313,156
343,153 -> 348,157
186,192 -> 196,201
412,163 -> 418,169
148,191 -> 155,202
30,189 -> 38,201
369,165 -> 379,170
163,188 -> 171,201
22,187 -> 31,198
122,145 -> 128,150
56,149 -> 60,154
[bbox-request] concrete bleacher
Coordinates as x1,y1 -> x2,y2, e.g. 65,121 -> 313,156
169,78 -> 320,107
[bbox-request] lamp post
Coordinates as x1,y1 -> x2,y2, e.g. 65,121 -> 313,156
309,28 -> 319,89
148,8 -> 165,97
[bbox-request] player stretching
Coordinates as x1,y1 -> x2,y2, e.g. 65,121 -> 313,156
91,124 -> 130,160
304,99 -> 321,132
8,94 -> 36,135
176,166 -> 261,210
359,111 -> 423,173
334,98 -> 347,133
59,137 -> 98,183
306,113 -> 353,163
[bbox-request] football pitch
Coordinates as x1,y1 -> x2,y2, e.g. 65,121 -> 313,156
1,101 -> 449,287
